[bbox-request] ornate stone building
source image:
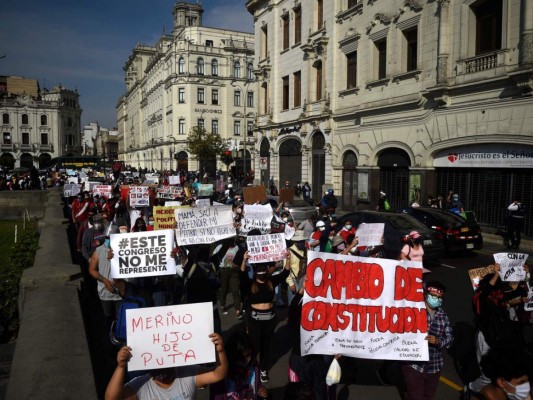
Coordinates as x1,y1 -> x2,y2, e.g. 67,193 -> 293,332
117,2 -> 256,176
247,0 -> 533,235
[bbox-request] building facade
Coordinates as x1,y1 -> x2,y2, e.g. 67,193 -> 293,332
0,76 -> 82,169
247,0 -> 533,236
117,2 -> 256,176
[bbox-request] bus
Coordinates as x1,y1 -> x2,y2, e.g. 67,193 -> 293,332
47,156 -> 102,170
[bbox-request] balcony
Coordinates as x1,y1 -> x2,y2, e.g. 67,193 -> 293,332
456,50 -> 509,82
39,144 -> 53,152
19,143 -> 33,152
1,143 -> 15,152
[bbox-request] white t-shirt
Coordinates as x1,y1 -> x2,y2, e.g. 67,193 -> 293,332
126,366 -> 198,400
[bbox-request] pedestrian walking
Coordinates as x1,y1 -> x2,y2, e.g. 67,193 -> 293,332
507,196 -> 526,250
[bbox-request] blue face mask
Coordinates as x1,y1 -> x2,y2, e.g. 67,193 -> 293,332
426,294 -> 442,309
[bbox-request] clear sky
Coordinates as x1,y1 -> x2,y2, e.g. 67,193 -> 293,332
0,0 -> 254,129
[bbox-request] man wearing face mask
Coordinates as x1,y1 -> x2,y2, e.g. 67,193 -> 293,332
401,280 -> 453,400
309,220 -> 326,251
286,230 -> 308,306
339,219 -> 356,242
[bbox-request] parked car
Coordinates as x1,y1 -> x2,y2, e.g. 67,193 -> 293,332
337,211 -> 446,261
399,207 -> 483,252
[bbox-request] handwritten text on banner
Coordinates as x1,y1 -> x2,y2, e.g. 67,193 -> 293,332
174,206 -> 235,245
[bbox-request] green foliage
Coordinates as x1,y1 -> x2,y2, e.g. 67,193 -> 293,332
185,126 -> 226,161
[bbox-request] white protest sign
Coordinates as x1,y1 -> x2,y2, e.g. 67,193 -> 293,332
86,181 -> 100,192
301,251 -> 429,361
66,169 -> 77,176
213,201 -> 225,207
285,224 -> 296,240
63,183 -> 81,197
524,285 -> 533,312
168,175 -> 180,185
157,186 -> 183,199
494,252 -> 528,281
68,177 -> 78,184
93,185 -> 112,198
356,223 -> 385,247
165,201 -> 182,207
126,302 -> 215,371
247,233 -> 287,263
175,206 -> 236,245
196,198 -> 210,208
130,186 -> 150,207
241,204 -> 273,234
110,229 -> 177,278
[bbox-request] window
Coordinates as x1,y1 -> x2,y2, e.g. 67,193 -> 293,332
261,83 -> 268,114
247,91 -> 254,108
293,71 -> 301,107
234,90 -> 241,106
247,121 -> 254,136
376,39 -> 387,79
197,88 -> 205,104
317,0 -> 323,30
234,120 -> 241,136
233,61 -> 241,78
2,114 -> 9,124
404,28 -> 418,72
3,132 -> 11,144
473,0 -> 502,54
197,58 -> 204,75
212,120 -> 219,134
247,63 -> 254,80
40,115 -> 47,125
315,62 -> 323,100
22,132 -> 30,145
346,52 -> 357,89
348,0 -> 358,8
41,133 -> 48,145
261,25 -> 268,59
205,40 -> 213,47
282,16 -> 290,50
294,7 -> 302,44
67,117 -> 73,127
212,89 -> 219,105
197,118 -> 205,129
179,88 -> 185,103
179,119 -> 186,134
22,114 -> 29,125
178,57 -> 185,74
282,76 -> 290,110
211,59 -> 218,76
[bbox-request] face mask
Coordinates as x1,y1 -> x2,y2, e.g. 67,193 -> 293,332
345,225 -> 352,230
284,207 -> 290,211
350,246 -> 357,254
319,227 -> 325,231
426,294 -> 443,309
282,218 -> 288,222
148,221 -> 154,226
235,208 -> 242,214
504,381 -> 530,400
119,227 -> 128,234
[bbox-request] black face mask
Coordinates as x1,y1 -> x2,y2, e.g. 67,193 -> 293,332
413,238 -> 422,245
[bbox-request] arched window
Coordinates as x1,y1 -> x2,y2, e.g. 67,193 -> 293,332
178,57 -> 185,74
233,61 -> 241,78
211,59 -> 218,76
40,115 -> 47,126
247,63 -> 254,80
22,114 -> 29,125
197,58 -> 204,75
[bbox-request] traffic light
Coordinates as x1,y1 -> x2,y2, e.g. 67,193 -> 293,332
221,149 -> 234,166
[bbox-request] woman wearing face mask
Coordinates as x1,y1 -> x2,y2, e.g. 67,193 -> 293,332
470,350 -> 531,400
240,252 -> 291,384
400,231 -> 424,262
132,217 -> 147,232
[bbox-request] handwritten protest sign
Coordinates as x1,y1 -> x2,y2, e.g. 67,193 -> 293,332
168,175 -> 180,185
86,181 -> 100,192
301,251 -> 429,361
156,186 -> 183,199
153,206 -> 181,230
241,204 -> 273,234
279,188 -> 294,204
243,186 -> 267,205
198,184 -> 214,197
247,233 -> 287,263
494,252 -> 528,281
110,230 -> 177,279
356,223 -> 385,247
126,302 -> 215,371
468,265 -> 496,290
196,198 -> 210,208
285,224 -> 296,240
174,206 -> 235,245
67,177 -> 78,184
93,185 -> 112,198
130,186 -> 150,207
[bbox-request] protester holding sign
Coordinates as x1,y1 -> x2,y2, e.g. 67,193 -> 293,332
401,280 -> 453,400
105,333 -> 228,400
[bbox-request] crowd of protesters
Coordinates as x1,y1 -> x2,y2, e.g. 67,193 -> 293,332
51,165 -> 533,400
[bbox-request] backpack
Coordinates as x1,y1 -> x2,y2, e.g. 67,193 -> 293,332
111,295 -> 148,345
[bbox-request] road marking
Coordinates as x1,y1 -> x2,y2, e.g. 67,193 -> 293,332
439,263 -> 456,269
439,375 -> 463,392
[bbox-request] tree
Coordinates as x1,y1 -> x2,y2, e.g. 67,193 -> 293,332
185,127 -> 226,174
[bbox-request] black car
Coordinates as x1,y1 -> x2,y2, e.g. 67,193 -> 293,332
337,211 -> 445,261
399,207 -> 483,252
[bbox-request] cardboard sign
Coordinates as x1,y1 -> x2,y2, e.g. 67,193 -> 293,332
156,186 -> 183,199
168,175 -> 180,185
175,206 -> 236,246
110,230 -> 177,278
130,186 -> 150,207
153,206 -> 182,230
240,204 -> 273,234
93,185 -> 112,199
247,233 -> 287,263
126,302 -> 215,371
196,198 -> 211,208
468,265 -> 497,290
301,251 -> 429,361
198,184 -> 214,197
243,186 -> 267,205
494,252 -> 529,281
356,223 -> 385,247
279,188 -> 295,204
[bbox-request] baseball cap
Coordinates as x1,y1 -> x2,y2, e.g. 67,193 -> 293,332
409,231 -> 421,239
316,220 -> 326,228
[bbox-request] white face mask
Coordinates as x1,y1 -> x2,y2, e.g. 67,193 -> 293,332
235,208 -> 242,214
345,225 -> 352,230
319,227 -> 325,231
504,381 -> 530,400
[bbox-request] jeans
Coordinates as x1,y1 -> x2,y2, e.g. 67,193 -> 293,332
401,364 -> 441,400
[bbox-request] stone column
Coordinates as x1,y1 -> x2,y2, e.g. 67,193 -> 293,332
437,0 -> 451,85
521,0 -> 533,65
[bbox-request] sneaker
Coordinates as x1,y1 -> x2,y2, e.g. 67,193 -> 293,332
260,370 -> 269,383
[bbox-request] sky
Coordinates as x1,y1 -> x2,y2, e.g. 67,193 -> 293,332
0,0 -> 254,129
